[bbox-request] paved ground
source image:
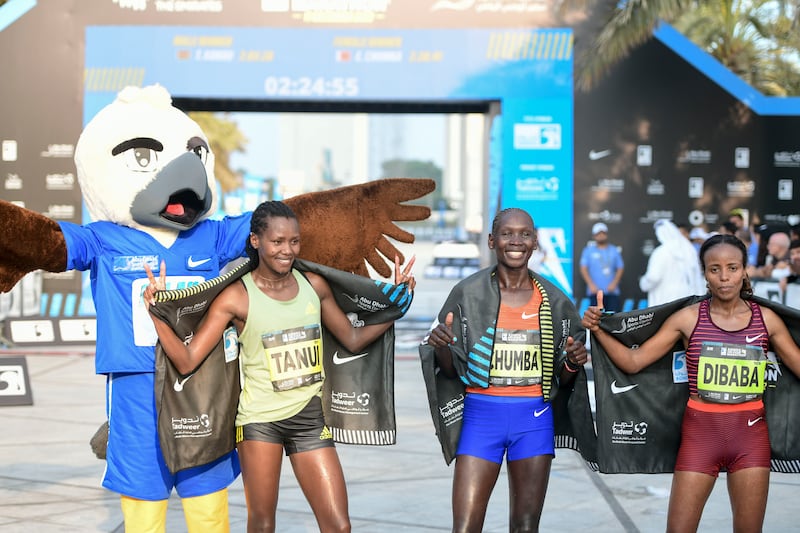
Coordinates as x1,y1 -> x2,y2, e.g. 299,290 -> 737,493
2,346 -> 799,532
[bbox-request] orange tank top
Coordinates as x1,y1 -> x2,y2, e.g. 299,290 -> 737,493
466,286 -> 543,397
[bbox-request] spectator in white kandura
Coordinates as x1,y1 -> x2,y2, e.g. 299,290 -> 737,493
639,219 -> 705,307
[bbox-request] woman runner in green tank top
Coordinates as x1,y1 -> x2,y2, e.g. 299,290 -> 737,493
144,200 -> 416,533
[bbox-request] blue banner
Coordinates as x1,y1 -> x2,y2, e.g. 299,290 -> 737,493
501,98 -> 574,294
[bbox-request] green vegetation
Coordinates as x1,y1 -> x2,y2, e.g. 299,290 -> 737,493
575,0 -> 800,96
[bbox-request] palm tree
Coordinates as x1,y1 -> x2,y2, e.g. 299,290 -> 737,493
673,0 -> 800,95
754,3 -> 800,95
573,0 -> 685,91
188,112 -> 248,193
574,0 -> 800,96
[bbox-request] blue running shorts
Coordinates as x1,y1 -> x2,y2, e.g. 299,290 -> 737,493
456,393 -> 555,464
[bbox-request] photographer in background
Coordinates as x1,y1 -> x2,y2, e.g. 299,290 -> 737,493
748,230 -> 791,280
779,239 -> 800,307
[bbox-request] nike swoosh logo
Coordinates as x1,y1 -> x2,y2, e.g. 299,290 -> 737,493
343,293 -> 360,304
748,417 -> 763,426
187,256 -> 211,268
589,149 -> 611,160
521,312 -> 538,319
610,320 -> 627,334
745,333 -> 765,343
332,351 -> 369,365
610,380 -> 638,394
174,374 -> 193,392
533,406 -> 550,417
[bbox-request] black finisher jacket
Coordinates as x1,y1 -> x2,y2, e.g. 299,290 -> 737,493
151,258 -> 411,473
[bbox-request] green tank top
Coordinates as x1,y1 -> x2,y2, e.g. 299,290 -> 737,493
236,269 -> 324,426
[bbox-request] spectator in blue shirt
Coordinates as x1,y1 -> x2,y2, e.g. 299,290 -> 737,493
579,222 -> 624,312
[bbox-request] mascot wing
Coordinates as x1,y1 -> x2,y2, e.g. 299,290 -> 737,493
286,178 -> 435,278
0,199 -> 68,292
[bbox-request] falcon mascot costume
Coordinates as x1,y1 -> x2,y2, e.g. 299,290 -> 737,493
0,84 -> 434,532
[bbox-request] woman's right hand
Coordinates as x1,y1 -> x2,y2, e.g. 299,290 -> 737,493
427,311 -> 456,348
143,260 -> 166,311
581,290 -> 604,332
394,254 -> 416,291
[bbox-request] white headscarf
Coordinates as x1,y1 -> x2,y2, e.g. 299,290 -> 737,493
639,220 -> 706,306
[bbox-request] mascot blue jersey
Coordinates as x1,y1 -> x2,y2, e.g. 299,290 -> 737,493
60,216 -> 251,374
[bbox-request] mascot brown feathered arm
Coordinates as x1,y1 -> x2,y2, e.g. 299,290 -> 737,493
0,199 -> 67,292
287,178 -> 435,278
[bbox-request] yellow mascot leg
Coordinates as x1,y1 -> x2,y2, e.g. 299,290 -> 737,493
180,488 -> 230,533
119,495 -> 168,533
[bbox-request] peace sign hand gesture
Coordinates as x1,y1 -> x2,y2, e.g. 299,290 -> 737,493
394,254 -> 416,292
143,260 -> 166,310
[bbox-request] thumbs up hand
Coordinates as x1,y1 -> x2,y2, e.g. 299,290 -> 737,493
564,335 -> 588,368
427,311 -> 457,348
581,290 -> 606,332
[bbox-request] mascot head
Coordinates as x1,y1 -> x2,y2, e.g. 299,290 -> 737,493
74,85 -> 217,235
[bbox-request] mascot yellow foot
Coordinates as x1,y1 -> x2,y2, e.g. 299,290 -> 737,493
120,489 -> 230,533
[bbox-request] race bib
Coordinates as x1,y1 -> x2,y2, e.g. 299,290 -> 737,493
262,324 -> 323,391
697,341 -> 766,403
488,328 -> 542,386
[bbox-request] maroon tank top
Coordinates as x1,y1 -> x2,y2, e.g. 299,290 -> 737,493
686,299 -> 769,400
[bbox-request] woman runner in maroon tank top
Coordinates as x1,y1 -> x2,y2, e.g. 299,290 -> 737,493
583,234 -> 800,533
